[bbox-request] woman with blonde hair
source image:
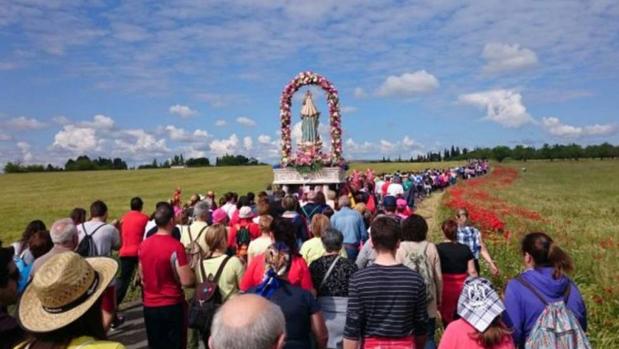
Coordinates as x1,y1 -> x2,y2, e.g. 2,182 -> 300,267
300,214 -> 346,266
247,215 -> 273,265
198,224 -> 245,300
193,224 -> 245,346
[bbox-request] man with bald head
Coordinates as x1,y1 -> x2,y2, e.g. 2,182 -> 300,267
31,218 -> 78,274
210,294 -> 286,349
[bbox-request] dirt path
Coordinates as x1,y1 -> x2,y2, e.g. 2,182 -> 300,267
415,191 -> 445,240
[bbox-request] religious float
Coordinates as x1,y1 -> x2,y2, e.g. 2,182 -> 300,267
272,71 -> 347,187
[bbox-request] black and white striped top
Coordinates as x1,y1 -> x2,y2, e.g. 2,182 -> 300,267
343,263 -> 428,339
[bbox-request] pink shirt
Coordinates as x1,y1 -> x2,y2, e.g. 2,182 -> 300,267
438,319 -> 515,349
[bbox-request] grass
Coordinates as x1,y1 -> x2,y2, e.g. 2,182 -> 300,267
434,159 -> 619,348
1,159 -> 616,345
0,161 -> 465,242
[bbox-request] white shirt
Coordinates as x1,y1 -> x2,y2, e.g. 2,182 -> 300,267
77,220 -> 120,257
387,183 -> 404,197
143,219 -> 156,239
222,202 -> 237,219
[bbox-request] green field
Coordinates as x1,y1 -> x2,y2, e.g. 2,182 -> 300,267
0,161 -> 464,242
1,159 -> 617,345
433,159 -> 619,348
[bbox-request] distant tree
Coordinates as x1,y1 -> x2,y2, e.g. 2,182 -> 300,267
185,157 -> 210,167
491,146 -> 511,162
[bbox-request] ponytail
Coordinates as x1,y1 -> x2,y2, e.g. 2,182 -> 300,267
548,243 -> 573,278
522,232 -> 573,278
472,318 -> 512,348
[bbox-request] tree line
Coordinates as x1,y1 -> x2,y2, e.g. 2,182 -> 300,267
3,153 -> 266,173
4,143 -> 618,173
378,142 -> 618,163
4,155 -> 127,173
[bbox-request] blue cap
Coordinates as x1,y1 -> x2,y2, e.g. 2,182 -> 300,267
383,195 -> 397,207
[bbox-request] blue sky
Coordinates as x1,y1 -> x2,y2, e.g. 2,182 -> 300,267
1,0 -> 619,166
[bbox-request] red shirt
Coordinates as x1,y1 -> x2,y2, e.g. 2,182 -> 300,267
381,181 -> 391,195
139,234 -> 188,307
227,220 -> 261,248
240,254 -> 314,292
119,210 -> 149,257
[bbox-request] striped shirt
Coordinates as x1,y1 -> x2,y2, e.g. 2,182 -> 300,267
344,263 -> 428,339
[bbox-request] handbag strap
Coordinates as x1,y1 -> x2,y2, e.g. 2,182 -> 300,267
319,255 -> 341,289
213,255 -> 232,282
516,275 -> 549,306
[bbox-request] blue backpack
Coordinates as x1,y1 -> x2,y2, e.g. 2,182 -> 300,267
14,251 -> 32,294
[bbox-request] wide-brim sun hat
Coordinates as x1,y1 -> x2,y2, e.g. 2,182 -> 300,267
18,251 -> 118,333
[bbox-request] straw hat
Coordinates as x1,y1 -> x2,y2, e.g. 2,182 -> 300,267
18,251 -> 118,333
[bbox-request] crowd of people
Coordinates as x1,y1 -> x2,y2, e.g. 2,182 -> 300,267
0,160 -> 591,349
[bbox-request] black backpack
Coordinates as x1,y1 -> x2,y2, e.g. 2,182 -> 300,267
188,255 -> 231,336
76,223 -> 106,257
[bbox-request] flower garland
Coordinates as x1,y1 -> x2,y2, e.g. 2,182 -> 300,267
280,71 -> 344,168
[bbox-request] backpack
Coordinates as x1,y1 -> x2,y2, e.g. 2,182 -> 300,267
13,248 -> 32,294
235,224 -> 251,260
188,255 -> 232,336
185,225 -> 208,270
76,223 -> 106,257
402,241 -> 435,303
516,275 -> 592,349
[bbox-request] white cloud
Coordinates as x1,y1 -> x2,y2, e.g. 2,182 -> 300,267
117,129 -> 169,154
196,93 -> 243,108
243,136 -> 253,151
169,104 -> 197,118
193,129 -> 209,137
53,125 -> 99,153
341,106 -> 357,113
0,133 -> 11,141
236,116 -> 256,127
541,117 -> 618,138
52,115 -> 71,125
353,87 -> 367,99
164,125 -> 209,141
482,43 -> 538,74
401,136 -> 422,149
17,141 -> 33,162
380,139 -> 394,152
215,119 -> 227,127
4,116 -> 47,130
346,138 -> 374,154
209,134 -> 239,156
111,22 -> 150,42
458,89 -> 534,128
84,114 -> 115,130
164,125 -> 191,141
258,134 -> 272,144
377,71 -> 439,97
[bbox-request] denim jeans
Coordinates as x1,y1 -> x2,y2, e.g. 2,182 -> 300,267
425,317 -> 437,349
344,245 -> 359,263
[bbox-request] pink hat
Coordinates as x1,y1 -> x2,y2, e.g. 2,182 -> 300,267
239,206 -> 254,219
212,208 -> 228,224
396,198 -> 407,208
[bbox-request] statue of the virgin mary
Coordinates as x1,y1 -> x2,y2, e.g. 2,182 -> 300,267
300,90 -> 320,146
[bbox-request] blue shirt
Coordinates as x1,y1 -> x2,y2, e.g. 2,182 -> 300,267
456,226 -> 481,259
330,207 -> 367,245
